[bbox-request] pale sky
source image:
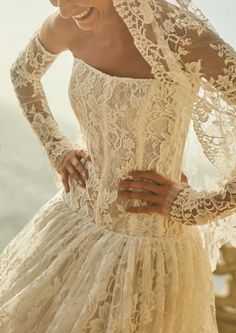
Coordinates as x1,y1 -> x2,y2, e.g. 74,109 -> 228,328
1,0 -> 236,132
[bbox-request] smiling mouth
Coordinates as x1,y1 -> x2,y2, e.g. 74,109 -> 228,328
73,7 -> 94,21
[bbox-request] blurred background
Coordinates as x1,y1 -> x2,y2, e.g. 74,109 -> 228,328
0,0 -> 78,249
0,1 -> 236,330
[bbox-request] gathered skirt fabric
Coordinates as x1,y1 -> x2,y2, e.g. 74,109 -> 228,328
0,190 -> 218,333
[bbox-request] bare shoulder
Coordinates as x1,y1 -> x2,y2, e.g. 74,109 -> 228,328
38,10 -> 83,55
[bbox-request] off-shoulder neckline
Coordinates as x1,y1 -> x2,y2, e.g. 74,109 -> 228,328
73,57 -> 156,82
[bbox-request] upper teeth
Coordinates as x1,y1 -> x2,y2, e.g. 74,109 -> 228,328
74,7 -> 92,19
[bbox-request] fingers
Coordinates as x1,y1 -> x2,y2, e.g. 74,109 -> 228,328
59,149 -> 92,193
118,188 -> 168,215
67,165 -> 86,187
118,170 -> 176,215
76,149 -> 91,162
128,170 -> 173,186
118,179 -> 165,195
71,156 -> 88,180
181,172 -> 188,184
62,170 -> 70,193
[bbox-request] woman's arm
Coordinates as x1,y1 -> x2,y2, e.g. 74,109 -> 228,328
165,27 -> 236,225
182,27 -> 236,104
166,176 -> 236,226
10,12 -> 79,185
118,169 -> 236,226
118,25 -> 236,225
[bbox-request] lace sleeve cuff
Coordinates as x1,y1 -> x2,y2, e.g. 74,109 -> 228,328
164,174 -> 236,227
161,182 -> 191,218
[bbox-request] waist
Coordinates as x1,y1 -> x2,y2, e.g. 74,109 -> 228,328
62,184 -> 194,239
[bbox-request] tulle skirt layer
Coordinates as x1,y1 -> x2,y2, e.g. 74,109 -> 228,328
0,190 -> 218,333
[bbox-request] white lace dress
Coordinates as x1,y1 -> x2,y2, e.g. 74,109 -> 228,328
0,36 -> 219,332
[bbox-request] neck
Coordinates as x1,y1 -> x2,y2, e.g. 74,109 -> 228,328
92,10 -> 131,46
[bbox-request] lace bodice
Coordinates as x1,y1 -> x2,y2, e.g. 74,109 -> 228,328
62,56 -> 200,237
10,29 -> 236,271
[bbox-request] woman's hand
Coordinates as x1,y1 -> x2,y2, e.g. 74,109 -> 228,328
117,170 -> 188,215
58,148 -> 91,193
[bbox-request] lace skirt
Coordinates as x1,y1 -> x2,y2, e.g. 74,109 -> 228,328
0,190 -> 218,333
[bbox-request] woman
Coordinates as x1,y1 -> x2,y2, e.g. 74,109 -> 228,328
0,0 -> 236,332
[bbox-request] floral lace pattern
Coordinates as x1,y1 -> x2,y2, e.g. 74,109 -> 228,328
0,190 -> 217,332
0,22 -> 218,331
10,32 -> 78,186
113,0 -> 236,272
65,56 -> 202,240
169,182 -> 236,226
2,0 -> 236,331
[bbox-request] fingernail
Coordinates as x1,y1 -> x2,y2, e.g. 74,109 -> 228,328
79,180 -> 86,188
82,171 -> 88,179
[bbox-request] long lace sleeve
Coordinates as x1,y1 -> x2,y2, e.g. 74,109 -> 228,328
163,24 -> 236,270
10,30 -> 78,188
162,23 -> 236,217
111,0 -> 236,272
164,175 -> 236,226
185,28 -> 236,103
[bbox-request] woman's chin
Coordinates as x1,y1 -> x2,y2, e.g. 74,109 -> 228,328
73,8 -> 102,31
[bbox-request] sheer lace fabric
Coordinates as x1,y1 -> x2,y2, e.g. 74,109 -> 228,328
113,0 -> 236,271
0,192 -> 217,333
10,32 -> 79,186
2,0 -> 236,331
0,28 -> 220,331
167,180 -> 236,226
65,57 -> 200,239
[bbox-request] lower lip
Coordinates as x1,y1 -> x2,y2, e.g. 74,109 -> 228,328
74,7 -> 94,22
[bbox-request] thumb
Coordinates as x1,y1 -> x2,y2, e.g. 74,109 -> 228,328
76,148 -> 91,161
181,172 -> 188,184
87,154 -> 91,161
